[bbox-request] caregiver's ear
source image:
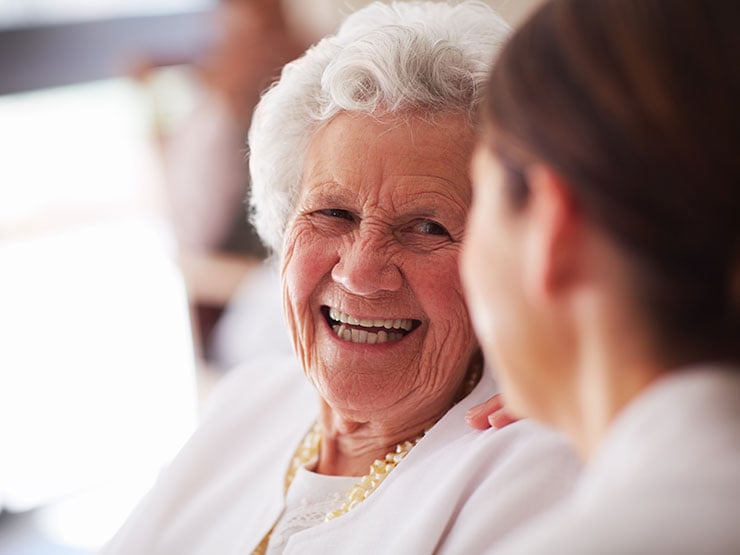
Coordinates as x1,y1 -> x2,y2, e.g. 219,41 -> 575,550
522,164 -> 584,303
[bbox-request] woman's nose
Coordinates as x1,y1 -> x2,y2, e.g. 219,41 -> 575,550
331,236 -> 403,295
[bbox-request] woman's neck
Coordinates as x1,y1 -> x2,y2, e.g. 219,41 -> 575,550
314,402 -> 440,477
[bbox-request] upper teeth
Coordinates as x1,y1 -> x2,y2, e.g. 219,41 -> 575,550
328,307 -> 414,331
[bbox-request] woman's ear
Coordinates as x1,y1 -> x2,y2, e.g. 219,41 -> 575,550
522,164 -> 584,302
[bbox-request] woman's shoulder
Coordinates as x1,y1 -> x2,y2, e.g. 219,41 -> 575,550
101,353 -> 316,555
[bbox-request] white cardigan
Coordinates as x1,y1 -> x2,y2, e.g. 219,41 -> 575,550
494,366 -> 740,555
101,354 -> 581,554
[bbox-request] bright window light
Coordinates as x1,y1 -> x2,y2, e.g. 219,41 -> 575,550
0,77 -> 198,551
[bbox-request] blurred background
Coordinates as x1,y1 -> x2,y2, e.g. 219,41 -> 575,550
0,0 -> 541,552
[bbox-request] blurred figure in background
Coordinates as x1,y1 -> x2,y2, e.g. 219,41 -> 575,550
160,0 -> 306,256
462,0 -> 740,552
135,0 -> 310,360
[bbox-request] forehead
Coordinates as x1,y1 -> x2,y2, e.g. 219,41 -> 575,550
299,112 -> 474,211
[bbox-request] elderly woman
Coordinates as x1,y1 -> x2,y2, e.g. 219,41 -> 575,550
463,0 -> 740,553
101,2 -> 580,554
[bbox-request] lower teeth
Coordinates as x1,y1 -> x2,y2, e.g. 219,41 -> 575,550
332,324 -> 403,344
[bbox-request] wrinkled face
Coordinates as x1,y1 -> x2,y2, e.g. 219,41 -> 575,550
282,112 -> 478,421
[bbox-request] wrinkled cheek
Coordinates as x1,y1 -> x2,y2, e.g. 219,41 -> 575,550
421,285 -> 479,391
281,281 -> 305,362
442,304 -> 478,365
280,229 -> 328,376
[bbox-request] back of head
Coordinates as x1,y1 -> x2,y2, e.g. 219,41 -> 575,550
485,0 -> 740,364
249,0 -> 510,254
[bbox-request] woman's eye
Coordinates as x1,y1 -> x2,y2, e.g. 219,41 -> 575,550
398,219 -> 453,250
415,220 -> 450,237
317,208 -> 354,221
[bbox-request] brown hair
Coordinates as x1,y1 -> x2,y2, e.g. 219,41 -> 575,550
485,0 -> 740,364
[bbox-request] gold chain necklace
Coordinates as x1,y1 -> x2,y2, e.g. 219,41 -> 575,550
290,422 -> 424,520
325,432 -> 423,520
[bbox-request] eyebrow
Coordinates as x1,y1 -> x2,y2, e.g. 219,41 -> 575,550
298,182 -> 358,209
392,188 -> 470,217
300,179 -> 470,215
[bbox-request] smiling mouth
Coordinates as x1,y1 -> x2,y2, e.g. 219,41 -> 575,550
322,306 -> 421,344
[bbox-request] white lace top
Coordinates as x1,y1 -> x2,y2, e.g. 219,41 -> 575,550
266,467 -> 357,554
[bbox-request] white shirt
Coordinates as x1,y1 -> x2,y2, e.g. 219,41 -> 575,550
101,353 -> 581,554
494,366 -> 740,555
267,467 -> 356,554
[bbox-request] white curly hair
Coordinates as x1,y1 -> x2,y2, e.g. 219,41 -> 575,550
248,0 -> 510,254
